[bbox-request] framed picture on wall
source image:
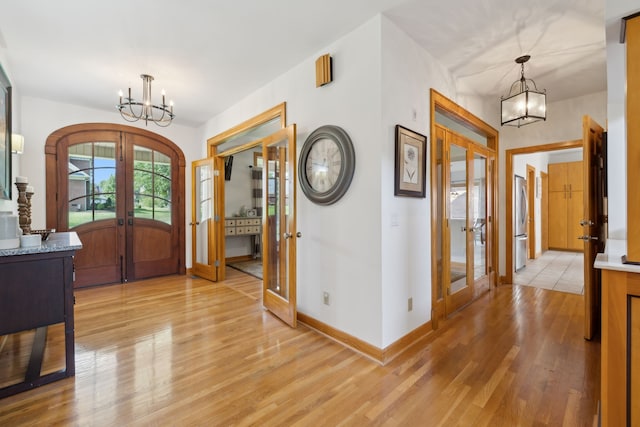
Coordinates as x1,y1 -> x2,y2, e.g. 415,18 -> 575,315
394,125 -> 426,198
0,63 -> 11,201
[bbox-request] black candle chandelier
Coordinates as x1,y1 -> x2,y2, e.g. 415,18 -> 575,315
117,74 -> 175,127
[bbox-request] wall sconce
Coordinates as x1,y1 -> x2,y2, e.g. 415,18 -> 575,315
11,134 -> 24,154
315,54 -> 333,87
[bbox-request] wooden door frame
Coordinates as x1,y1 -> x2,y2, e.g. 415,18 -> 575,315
430,89 -> 499,329
206,103 -> 286,281
526,164 -> 536,259
504,139 -> 582,284
540,171 -> 549,252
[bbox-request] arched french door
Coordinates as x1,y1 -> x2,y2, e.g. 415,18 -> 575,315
45,123 -> 185,288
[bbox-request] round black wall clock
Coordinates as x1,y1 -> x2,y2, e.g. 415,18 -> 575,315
298,125 -> 355,205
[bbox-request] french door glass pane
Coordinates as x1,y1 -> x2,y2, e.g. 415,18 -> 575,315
68,142 -> 116,228
265,143 -> 291,299
133,145 -> 172,224
195,163 -> 212,265
473,154 -> 487,281
435,133 -> 444,300
449,144 -> 467,294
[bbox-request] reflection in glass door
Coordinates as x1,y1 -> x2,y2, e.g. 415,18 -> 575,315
439,128 -> 493,317
191,158 -> 216,281
449,143 -> 469,298
472,154 -> 487,284
262,125 -> 297,327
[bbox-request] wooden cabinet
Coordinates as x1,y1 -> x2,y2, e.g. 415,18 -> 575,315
0,232 -> 81,398
599,266 -> 640,426
548,161 -> 583,251
224,217 -> 262,259
224,217 -> 261,236
628,15 -> 640,262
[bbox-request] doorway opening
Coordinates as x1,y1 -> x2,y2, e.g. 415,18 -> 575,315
505,139 -> 583,286
222,147 -> 266,280
196,103 -> 299,328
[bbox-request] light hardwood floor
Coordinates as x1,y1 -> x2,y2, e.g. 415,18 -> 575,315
0,268 -> 600,426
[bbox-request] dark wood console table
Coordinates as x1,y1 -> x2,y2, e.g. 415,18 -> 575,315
0,232 -> 82,398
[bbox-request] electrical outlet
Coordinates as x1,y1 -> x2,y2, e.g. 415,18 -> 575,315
408,297 -> 413,312
323,291 -> 330,305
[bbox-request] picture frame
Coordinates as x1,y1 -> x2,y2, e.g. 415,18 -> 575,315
0,63 -> 11,201
394,124 -> 426,198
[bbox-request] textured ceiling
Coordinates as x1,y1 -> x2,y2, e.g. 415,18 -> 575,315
0,0 -> 606,127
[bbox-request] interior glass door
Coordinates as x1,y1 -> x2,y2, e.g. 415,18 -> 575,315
446,140 -> 472,312
262,125 -> 297,327
191,158 -> 216,281
472,152 -> 488,288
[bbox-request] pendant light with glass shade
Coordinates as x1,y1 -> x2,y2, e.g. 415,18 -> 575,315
501,55 -> 546,128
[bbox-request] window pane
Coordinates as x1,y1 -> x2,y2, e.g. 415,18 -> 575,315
133,145 -> 173,225
68,142 -> 116,228
154,198 -> 171,224
136,195 -> 154,219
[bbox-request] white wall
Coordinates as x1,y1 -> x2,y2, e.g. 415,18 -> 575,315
0,51 -> 20,215
202,16 -> 387,346
380,16 -> 457,346
605,0 -> 636,239
17,96 -> 201,266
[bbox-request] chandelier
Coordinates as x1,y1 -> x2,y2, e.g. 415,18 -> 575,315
117,74 -> 174,127
501,55 -> 546,128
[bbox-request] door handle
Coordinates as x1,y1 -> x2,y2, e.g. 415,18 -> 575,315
118,218 -> 124,226
283,232 -> 292,239
578,235 -> 598,241
128,218 -> 133,226
580,219 -> 594,226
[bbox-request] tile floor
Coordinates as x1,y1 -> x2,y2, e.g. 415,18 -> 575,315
513,250 -> 584,295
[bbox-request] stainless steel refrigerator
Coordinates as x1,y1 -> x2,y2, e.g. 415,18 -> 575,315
514,175 -> 528,271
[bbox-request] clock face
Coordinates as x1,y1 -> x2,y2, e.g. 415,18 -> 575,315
298,125 -> 355,205
305,138 -> 343,193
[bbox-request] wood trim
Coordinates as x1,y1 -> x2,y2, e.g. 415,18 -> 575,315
527,164 -> 536,259
209,104 -> 287,282
504,139 -> 582,284
297,312 -> 433,365
541,171 -> 549,252
225,255 -> 254,263
382,321 -> 433,364
215,156 -> 226,281
627,17 -> 640,261
207,102 -> 286,151
297,312 -> 383,363
430,89 -> 499,148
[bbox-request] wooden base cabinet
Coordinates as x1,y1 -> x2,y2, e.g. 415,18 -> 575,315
600,268 -> 640,426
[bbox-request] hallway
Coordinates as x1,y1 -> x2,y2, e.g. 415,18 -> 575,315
0,269 -> 599,425
514,250 -> 584,295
